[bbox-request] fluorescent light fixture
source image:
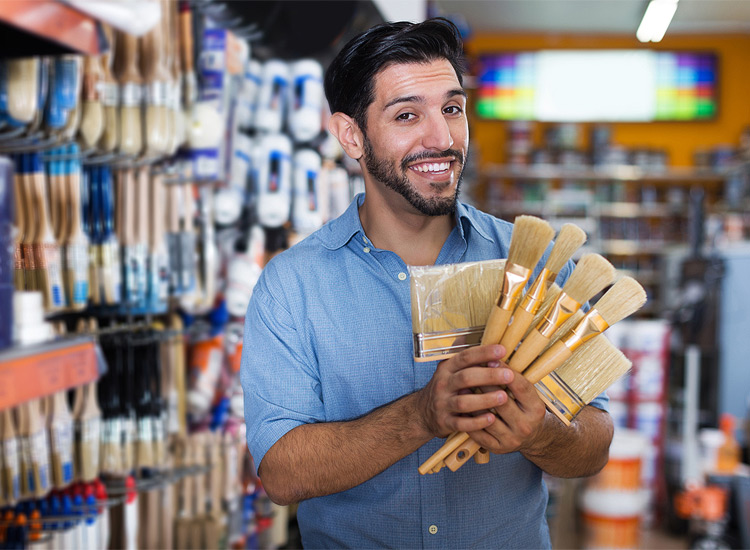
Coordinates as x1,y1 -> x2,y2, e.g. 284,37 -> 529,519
637,0 -> 679,43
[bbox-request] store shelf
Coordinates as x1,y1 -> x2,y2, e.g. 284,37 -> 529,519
596,202 -> 686,218
484,164 -> 727,184
0,336 -> 100,410
0,0 -> 101,57
600,239 -> 667,255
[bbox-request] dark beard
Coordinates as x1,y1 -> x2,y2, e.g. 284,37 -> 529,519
363,136 -> 465,217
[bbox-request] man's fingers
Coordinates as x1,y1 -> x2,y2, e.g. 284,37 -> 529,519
441,344 -> 505,374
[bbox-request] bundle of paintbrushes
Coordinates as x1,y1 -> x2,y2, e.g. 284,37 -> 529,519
412,216 -> 647,474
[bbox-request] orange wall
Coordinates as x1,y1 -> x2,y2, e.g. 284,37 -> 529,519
465,33 -> 750,167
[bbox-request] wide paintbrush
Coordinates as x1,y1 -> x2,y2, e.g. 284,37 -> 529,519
500,224 -> 587,356
481,216 -> 554,347
508,253 -> 614,373
411,259 -> 506,362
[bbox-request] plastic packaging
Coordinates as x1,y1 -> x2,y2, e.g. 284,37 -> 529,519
409,259 -> 506,361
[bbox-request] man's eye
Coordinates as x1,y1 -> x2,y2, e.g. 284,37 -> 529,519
444,106 -> 463,115
396,113 -> 415,121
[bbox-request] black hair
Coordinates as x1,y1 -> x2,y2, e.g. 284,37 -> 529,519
324,17 -> 465,132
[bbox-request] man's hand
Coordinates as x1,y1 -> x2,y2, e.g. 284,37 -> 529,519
415,344 -> 514,439
466,367 -> 548,454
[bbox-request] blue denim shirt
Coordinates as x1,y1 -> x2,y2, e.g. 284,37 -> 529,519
241,194 -> 608,549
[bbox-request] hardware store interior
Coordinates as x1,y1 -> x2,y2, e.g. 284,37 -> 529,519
0,0 -> 748,548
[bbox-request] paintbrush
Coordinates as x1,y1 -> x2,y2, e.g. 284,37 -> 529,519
18,155 -> 38,293
97,165 -> 122,305
99,24 -> 120,153
500,224 -> 587,356
47,324 -> 75,490
62,144 -> 89,310
1,409 -> 21,505
411,259 -> 506,362
140,5 -> 169,156
535,333 -> 632,425
148,172 -> 169,313
75,319 -> 102,483
523,276 -> 647,383
442,331 -> 630,470
12,156 -> 28,291
23,399 -> 51,498
28,153 -> 64,312
7,58 -> 39,124
508,253 -> 615,373
117,31 -> 143,156
481,216 -> 555,347
79,55 -> 105,149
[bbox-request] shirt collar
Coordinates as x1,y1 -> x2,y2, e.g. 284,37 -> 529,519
317,193 -> 495,250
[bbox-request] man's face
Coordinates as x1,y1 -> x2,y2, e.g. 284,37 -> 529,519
360,59 -> 469,216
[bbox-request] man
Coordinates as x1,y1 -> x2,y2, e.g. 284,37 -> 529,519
241,18 -> 613,548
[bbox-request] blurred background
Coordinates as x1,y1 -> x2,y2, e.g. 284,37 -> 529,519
0,0 -> 747,548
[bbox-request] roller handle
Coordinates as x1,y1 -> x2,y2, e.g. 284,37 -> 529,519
508,329 -> 550,373
499,307 -> 536,360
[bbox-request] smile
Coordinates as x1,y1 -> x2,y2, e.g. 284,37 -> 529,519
409,161 -> 452,174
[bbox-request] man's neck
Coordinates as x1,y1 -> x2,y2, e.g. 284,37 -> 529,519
358,192 -> 456,266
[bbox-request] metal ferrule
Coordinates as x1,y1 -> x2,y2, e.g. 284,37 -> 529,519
536,292 -> 581,338
561,309 -> 610,352
413,326 -> 485,359
518,268 -> 553,314
497,262 -> 532,310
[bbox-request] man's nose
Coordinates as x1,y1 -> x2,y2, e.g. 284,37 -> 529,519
421,113 -> 454,151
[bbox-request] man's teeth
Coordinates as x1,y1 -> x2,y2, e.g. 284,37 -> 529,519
412,162 -> 450,173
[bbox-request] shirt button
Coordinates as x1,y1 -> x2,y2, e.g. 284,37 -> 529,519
363,247 -> 370,253
398,272 -> 407,281
429,525 -> 438,535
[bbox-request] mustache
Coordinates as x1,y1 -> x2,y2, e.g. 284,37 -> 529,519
401,149 -> 465,172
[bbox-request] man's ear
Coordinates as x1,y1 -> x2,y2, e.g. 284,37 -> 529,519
328,112 -> 364,160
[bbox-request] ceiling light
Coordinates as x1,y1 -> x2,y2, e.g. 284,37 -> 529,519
636,0 -> 679,43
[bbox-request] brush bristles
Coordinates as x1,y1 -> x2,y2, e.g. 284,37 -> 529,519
593,276 -> 648,326
555,335 -> 632,403
411,260 -> 506,333
545,224 -> 587,275
561,253 -> 615,304
507,216 -> 555,270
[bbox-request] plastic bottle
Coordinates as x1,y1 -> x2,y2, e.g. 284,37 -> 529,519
716,413 -> 741,474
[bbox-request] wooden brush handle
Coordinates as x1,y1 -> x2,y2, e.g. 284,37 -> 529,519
178,3 -> 194,74
474,447 -> 490,464
417,432 -> 469,475
444,438 -> 481,471
480,305 -> 512,346
500,307 -> 535,360
508,329 -> 550,373
522,340 -> 573,384
118,32 -> 142,84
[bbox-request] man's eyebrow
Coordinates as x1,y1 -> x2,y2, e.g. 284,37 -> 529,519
382,88 -> 467,111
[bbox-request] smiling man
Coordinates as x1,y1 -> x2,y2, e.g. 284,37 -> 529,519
241,18 -> 613,549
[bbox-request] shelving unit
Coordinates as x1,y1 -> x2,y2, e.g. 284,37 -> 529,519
480,163 -> 728,317
0,336 -> 99,410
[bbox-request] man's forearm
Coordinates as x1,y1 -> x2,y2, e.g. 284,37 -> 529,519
258,392 -> 432,505
521,405 -> 613,478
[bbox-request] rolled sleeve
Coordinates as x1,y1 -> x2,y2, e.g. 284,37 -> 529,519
240,281 -> 324,473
